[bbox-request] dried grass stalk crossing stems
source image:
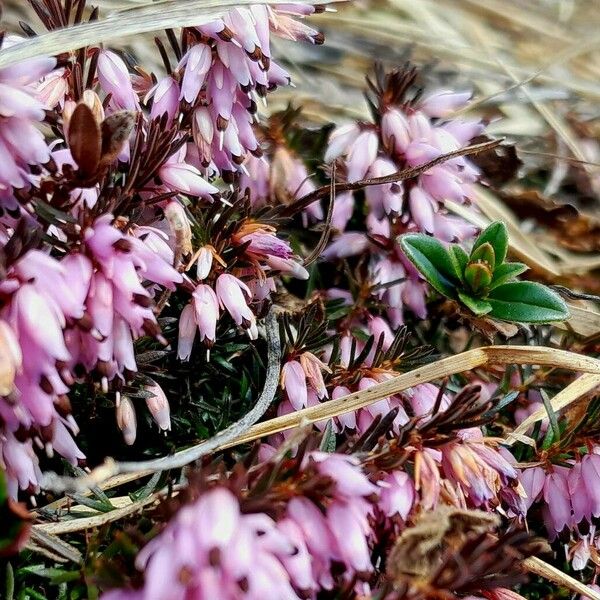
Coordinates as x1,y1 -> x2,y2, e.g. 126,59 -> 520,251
41,311 -> 281,494
523,556 -> 600,600
0,0 -> 338,68
41,345 -> 600,493
507,371 -> 600,442
228,346 -> 600,445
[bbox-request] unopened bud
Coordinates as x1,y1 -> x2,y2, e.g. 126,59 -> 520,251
196,246 -> 213,280
144,379 -> 171,431
469,242 -> 496,272
464,262 -> 493,295
116,396 -> 137,445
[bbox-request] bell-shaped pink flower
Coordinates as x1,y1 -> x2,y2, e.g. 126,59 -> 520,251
281,360 -> 308,410
215,273 -> 256,335
97,50 -> 139,110
192,284 -> 219,346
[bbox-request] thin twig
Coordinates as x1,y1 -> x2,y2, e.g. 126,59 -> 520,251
40,311 -> 281,493
303,162 -> 336,267
282,139 -> 503,215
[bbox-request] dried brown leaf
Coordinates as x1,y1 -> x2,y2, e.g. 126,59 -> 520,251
67,103 -> 101,178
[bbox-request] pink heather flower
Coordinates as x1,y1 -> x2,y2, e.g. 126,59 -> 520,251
159,147 -> 219,199
144,379 -> 171,432
405,383 -> 451,421
178,44 -> 212,104
240,155 -> 270,206
281,360 -> 308,410
2,434 -> 43,497
311,452 -> 378,498
581,450 -> 600,517
321,232 -> 370,261
192,284 -> 219,347
377,470 -> 415,519
177,303 -> 196,361
420,90 -> 471,117
440,440 -> 518,508
36,68 -> 69,109
520,465 -> 545,511
0,38 -> 54,198
365,157 -> 403,219
215,273 -> 257,337
116,395 -> 137,446
148,76 -> 180,124
543,466 -> 572,534
97,50 -> 140,110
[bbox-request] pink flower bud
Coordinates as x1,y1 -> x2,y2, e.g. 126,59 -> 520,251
381,107 -> 411,154
116,396 -> 137,446
281,360 -> 307,410
159,153 -> 218,199
177,303 -> 197,361
346,129 -> 378,183
420,90 -> 471,117
195,246 -> 214,280
144,379 -> 171,431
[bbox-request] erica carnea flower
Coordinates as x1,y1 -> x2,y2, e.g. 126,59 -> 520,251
0,37 -> 55,209
102,450 -> 378,599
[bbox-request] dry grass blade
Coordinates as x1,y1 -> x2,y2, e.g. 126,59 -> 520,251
524,556 -> 600,600
0,0 -> 337,68
507,372 -> 600,443
39,345 -> 600,493
226,346 -> 600,446
25,529 -> 83,564
33,493 -> 160,535
41,311 -> 281,493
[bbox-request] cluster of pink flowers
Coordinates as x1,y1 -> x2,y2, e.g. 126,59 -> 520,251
0,1 -> 326,495
0,36 -> 54,211
97,4 -> 324,179
519,449 -> 600,538
321,70 -> 484,326
102,451 -> 380,599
